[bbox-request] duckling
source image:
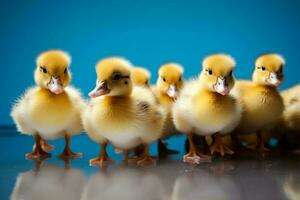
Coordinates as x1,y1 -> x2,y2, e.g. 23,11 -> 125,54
173,54 -> 241,164
11,50 -> 85,159
231,53 -> 285,154
131,66 -> 151,87
280,84 -> 300,133
152,63 -> 184,156
267,84 -> 300,151
82,57 -> 165,166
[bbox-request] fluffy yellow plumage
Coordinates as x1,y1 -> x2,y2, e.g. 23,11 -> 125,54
11,50 -> 85,159
151,63 -> 184,156
131,67 -> 151,86
173,54 -> 241,164
82,57 -> 165,167
231,53 -> 285,153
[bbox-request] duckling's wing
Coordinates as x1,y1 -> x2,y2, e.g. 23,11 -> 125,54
10,87 -> 38,134
132,86 -> 166,142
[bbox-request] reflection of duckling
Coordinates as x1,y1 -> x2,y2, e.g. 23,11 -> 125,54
131,67 -> 151,87
283,174 -> 300,200
81,168 -> 164,200
173,54 -> 241,164
171,171 -> 240,200
82,57 -> 165,166
231,53 -> 284,154
152,63 -> 184,156
10,165 -> 85,200
11,50 -> 85,159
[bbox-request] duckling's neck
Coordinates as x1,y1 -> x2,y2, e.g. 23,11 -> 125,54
158,91 -> 174,105
102,95 -> 131,105
38,87 -> 67,97
254,84 -> 278,93
200,88 -> 225,98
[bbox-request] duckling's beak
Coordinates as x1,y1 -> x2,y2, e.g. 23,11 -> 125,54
48,77 -> 64,95
166,84 -> 177,98
214,77 -> 229,95
89,80 -> 110,98
267,72 -> 282,86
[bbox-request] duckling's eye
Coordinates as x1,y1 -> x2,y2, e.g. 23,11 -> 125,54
112,73 -> 122,80
145,80 -> 149,85
179,76 -> 182,81
261,66 -> 266,71
162,77 -> 166,82
40,66 -> 47,74
229,70 -> 233,76
64,68 -> 68,74
208,69 -> 213,75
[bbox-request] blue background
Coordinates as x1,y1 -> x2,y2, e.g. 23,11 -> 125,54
1,0 -> 300,126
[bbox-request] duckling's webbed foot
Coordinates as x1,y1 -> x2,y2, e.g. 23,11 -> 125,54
184,133 -> 211,164
40,139 -> 54,152
183,151 -> 211,164
26,133 -> 51,160
59,135 -> 82,159
135,144 -> 156,167
210,133 -> 234,156
158,139 -> 179,157
89,142 -> 114,167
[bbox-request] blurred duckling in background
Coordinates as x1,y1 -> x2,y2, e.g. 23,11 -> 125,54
82,57 -> 165,167
231,53 -> 284,154
173,54 -> 241,164
11,50 -> 85,159
131,66 -> 151,87
152,63 -> 184,156
267,84 -> 300,151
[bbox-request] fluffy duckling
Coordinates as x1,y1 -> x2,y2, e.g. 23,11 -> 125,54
152,63 -> 184,156
280,84 -> 300,133
82,57 -> 165,166
173,54 -> 241,164
266,84 -> 300,150
231,53 -> 285,153
131,66 -> 151,87
11,50 -> 85,159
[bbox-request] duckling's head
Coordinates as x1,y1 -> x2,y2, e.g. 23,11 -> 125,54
252,53 -> 285,87
89,57 -> 133,98
200,54 -> 236,95
131,67 -> 151,87
156,63 -> 184,99
34,50 -> 71,94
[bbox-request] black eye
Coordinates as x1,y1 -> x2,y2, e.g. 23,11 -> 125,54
179,76 -> 182,81
208,69 -> 213,75
64,68 -> 68,74
229,70 -> 233,76
40,66 -> 47,74
145,80 -> 149,85
162,77 -> 166,82
261,66 -> 266,71
112,73 -> 122,80
124,80 -> 128,84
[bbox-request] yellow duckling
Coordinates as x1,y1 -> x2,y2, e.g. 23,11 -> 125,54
82,57 -> 165,166
266,84 -> 300,150
131,66 -> 151,87
173,54 -> 241,164
11,50 -> 85,159
231,53 -> 285,153
280,84 -> 300,133
152,63 -> 184,156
